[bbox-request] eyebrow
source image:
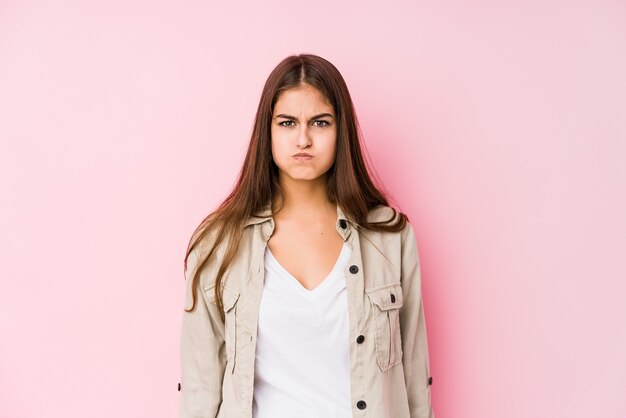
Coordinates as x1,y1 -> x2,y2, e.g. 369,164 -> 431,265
273,113 -> 335,122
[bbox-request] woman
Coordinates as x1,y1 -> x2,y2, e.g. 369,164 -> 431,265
178,54 -> 435,418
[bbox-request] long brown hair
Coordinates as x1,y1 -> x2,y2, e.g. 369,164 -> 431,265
184,53 -> 407,320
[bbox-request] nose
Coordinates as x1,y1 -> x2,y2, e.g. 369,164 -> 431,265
296,123 -> 311,149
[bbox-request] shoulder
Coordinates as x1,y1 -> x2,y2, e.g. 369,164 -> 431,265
366,204 -> 412,235
363,205 -> 419,261
185,224 -> 222,274
183,223 -> 231,300
360,205 -> 414,254
366,204 -> 397,223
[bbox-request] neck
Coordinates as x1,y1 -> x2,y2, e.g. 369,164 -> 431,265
273,173 -> 335,222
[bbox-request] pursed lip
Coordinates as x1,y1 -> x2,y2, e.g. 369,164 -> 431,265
293,152 -> 312,157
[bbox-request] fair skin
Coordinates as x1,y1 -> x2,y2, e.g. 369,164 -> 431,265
268,83 -> 345,291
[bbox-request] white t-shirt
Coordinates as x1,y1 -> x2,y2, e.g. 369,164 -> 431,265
252,243 -> 353,418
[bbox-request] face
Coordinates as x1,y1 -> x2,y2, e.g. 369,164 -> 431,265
270,84 -> 337,184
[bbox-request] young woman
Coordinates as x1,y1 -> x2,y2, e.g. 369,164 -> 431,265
178,54 -> 435,418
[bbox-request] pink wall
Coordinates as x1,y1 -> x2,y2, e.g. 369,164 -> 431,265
1,1 -> 625,417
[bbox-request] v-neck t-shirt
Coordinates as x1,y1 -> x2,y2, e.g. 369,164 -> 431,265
252,242 -> 353,418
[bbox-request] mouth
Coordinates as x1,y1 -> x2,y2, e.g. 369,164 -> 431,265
293,153 -> 313,160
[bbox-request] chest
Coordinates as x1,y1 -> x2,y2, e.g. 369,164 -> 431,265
266,221 -> 345,291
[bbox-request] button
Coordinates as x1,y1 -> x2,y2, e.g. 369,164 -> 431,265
177,382 -> 181,391
390,293 -> 396,303
349,265 -> 359,274
356,335 -> 365,344
428,376 -> 433,385
339,219 -> 347,229
356,400 -> 367,410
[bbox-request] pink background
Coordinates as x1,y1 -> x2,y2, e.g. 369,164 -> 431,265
1,1 -> 625,417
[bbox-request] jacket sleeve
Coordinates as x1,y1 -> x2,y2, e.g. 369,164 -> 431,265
399,222 -> 435,418
179,245 -> 226,418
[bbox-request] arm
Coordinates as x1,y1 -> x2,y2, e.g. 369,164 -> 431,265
179,245 -> 226,418
399,222 -> 435,418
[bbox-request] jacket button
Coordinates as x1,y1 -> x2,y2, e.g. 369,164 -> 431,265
356,335 -> 365,344
339,219 -> 347,229
177,382 -> 181,391
390,293 -> 396,303
356,400 -> 367,410
428,376 -> 433,385
349,265 -> 359,274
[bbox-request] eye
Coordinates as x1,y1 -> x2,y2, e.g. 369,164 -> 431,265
278,120 -> 296,127
312,120 -> 330,127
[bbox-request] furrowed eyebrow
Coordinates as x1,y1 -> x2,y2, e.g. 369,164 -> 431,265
274,113 -> 335,122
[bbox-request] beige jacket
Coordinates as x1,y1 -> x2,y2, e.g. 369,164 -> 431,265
179,203 -> 435,418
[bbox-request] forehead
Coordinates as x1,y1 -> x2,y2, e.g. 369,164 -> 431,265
273,85 -> 334,115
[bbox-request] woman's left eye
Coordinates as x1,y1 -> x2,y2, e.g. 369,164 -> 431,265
312,120 -> 329,127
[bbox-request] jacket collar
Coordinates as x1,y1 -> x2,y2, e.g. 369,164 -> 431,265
245,201 -> 353,242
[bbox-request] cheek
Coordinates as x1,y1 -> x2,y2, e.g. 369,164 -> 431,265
325,132 -> 338,158
270,131 -> 288,162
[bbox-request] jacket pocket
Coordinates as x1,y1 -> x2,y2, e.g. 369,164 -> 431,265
366,282 -> 404,372
204,284 -> 240,374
